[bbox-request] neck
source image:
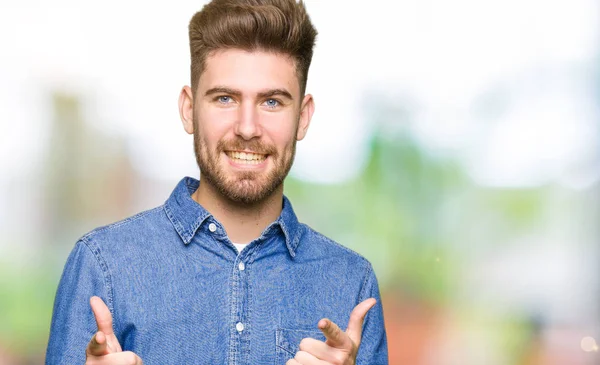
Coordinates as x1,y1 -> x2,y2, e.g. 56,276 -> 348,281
191,178 -> 284,244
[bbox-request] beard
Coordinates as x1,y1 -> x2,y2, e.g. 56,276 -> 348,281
193,121 -> 297,206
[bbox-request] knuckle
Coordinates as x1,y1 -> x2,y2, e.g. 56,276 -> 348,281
98,318 -> 113,327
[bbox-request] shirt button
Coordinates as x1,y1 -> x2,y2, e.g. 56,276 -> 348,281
238,262 -> 245,271
208,223 -> 217,232
236,322 -> 244,332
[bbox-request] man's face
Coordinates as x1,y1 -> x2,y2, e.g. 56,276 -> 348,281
184,49 -> 313,205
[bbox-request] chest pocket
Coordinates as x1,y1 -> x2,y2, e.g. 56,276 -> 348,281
276,328 -> 326,364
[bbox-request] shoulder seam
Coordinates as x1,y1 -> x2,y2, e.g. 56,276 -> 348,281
301,224 -> 370,264
78,235 -> 116,329
357,262 -> 374,303
80,205 -> 164,241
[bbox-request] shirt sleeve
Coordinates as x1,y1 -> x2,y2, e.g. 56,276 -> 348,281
45,238 -> 113,365
356,264 -> 389,365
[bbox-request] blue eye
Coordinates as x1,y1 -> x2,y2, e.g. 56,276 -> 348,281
265,99 -> 279,108
218,96 -> 231,103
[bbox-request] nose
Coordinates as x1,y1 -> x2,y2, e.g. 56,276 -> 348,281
234,103 -> 261,140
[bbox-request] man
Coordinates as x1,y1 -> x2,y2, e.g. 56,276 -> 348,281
45,0 -> 388,364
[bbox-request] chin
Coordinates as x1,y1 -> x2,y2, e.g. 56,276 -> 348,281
223,181 -> 279,205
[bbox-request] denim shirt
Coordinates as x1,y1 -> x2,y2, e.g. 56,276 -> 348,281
46,177 -> 388,364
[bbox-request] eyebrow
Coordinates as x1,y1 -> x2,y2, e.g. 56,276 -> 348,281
204,86 -> 293,100
204,87 -> 241,97
257,88 -> 293,100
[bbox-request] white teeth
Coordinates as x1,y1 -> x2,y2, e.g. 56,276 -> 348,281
227,151 -> 266,164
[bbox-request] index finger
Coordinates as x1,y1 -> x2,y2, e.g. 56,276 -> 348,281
90,296 -> 114,335
318,318 -> 351,349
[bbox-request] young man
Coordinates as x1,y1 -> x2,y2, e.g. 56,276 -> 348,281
45,1 -> 388,364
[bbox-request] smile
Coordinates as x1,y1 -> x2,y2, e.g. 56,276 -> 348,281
225,151 -> 268,165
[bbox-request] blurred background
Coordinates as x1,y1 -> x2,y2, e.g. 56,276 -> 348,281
1,0 -> 599,364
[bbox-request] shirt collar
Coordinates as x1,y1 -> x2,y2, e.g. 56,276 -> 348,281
164,177 -> 211,245
277,194 -> 302,258
164,177 -> 302,257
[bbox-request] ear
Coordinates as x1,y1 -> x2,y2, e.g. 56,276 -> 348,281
178,85 -> 194,135
296,94 -> 315,141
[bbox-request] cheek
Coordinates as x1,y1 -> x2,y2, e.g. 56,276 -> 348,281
197,109 -> 234,146
270,130 -> 298,153
261,112 -> 299,146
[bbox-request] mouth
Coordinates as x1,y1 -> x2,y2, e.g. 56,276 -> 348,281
224,150 -> 268,165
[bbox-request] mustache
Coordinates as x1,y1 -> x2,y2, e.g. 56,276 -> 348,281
217,139 -> 277,155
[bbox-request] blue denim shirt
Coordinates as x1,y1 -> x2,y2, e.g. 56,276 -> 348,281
46,177 -> 388,364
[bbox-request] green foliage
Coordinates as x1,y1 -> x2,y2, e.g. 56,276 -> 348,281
286,131 -> 547,305
0,259 -> 58,357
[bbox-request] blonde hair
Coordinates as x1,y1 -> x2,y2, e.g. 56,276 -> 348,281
188,0 -> 317,96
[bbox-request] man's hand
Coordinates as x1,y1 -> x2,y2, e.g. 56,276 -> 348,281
287,298 -> 377,365
85,296 -> 143,365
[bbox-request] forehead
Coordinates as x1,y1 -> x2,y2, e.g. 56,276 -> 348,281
199,49 -> 300,96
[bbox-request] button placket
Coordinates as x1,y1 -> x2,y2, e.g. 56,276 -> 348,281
228,239 -> 253,361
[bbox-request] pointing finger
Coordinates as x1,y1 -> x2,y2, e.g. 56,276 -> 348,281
90,296 -> 114,336
318,318 -> 350,349
346,298 -> 377,346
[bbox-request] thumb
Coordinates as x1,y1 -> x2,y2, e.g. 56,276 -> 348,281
345,298 -> 377,346
86,331 -> 110,357
90,296 -> 115,336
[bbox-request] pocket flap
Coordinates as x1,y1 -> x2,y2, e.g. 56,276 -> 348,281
276,328 -> 326,355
